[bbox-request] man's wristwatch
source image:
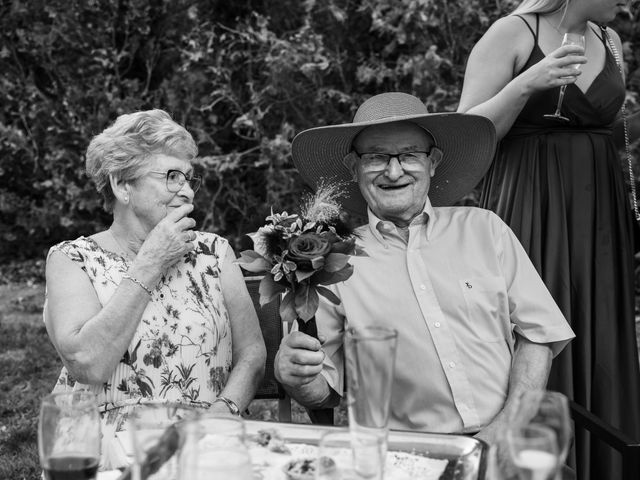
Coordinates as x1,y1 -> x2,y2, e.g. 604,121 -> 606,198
214,395 -> 241,416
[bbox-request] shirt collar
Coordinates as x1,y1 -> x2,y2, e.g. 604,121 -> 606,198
367,197 -> 436,244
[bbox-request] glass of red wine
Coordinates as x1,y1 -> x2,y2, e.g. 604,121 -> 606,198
38,391 -> 100,480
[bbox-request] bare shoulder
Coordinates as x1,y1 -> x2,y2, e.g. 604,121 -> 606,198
470,15 -> 535,64
45,248 -> 90,288
481,15 -> 534,45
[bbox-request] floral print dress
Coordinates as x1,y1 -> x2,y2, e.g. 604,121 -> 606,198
45,232 -> 233,468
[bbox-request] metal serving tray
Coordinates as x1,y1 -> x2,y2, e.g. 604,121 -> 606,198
245,420 -> 488,480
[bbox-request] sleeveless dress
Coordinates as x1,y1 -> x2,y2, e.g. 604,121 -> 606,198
480,15 -> 640,479
45,231 -> 233,468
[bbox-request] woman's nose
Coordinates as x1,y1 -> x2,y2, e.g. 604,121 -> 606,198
178,182 -> 195,201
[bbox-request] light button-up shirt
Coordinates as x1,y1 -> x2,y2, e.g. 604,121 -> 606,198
317,199 -> 574,433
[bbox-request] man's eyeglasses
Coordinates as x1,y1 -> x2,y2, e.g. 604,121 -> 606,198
147,170 -> 202,193
354,147 -> 443,173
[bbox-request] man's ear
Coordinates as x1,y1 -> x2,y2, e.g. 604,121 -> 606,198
342,152 -> 359,181
429,147 -> 443,177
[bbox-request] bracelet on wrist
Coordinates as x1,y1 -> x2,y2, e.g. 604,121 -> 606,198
214,395 -> 241,416
122,272 -> 153,296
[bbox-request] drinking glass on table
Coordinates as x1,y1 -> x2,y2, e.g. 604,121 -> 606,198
543,33 -> 586,121
511,389 -> 572,478
128,402 -> 202,480
344,326 -> 398,474
317,430 -> 384,480
507,424 -> 559,480
179,414 -> 252,480
38,391 -> 101,480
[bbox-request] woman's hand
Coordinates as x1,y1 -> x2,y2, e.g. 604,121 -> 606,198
459,15 -> 588,140
133,204 -> 197,282
517,44 -> 586,95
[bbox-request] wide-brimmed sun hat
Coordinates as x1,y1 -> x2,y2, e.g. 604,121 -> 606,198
291,92 -> 497,216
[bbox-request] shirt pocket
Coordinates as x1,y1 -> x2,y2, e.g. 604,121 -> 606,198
458,276 -> 508,342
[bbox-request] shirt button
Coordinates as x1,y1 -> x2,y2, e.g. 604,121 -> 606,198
434,322 -> 441,328
449,361 -> 456,368
420,284 -> 426,290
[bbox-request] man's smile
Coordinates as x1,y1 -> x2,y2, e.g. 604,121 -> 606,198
377,183 -> 410,190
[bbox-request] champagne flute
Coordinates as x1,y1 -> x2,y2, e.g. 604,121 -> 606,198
507,424 -> 559,480
38,391 -> 101,480
543,33 -> 586,122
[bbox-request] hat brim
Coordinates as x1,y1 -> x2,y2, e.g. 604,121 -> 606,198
292,112 -> 496,216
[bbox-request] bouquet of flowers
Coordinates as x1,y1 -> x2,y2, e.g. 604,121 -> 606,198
236,184 -> 365,338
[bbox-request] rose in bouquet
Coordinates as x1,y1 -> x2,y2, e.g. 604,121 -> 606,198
236,184 -> 365,338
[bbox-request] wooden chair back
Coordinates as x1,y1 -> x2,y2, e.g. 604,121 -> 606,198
245,276 -> 291,422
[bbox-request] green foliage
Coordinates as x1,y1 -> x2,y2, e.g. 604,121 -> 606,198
1,0 -> 639,263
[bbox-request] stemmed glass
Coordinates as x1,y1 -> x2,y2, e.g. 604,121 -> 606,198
511,390 -> 572,479
507,424 -> 559,480
543,33 -> 586,122
38,391 -> 101,480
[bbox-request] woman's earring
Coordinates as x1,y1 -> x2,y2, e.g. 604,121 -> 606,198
124,195 -> 129,203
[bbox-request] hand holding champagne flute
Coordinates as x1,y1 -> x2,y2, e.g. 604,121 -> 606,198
544,33 -> 586,121
38,391 -> 101,480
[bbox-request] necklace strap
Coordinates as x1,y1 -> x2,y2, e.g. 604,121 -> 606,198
600,25 -> 640,223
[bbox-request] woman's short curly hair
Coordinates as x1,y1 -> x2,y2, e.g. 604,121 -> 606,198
86,109 -> 198,212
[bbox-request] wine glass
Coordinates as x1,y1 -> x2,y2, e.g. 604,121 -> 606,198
507,423 -> 559,480
543,33 -> 586,122
511,390 -> 572,478
38,391 -> 101,480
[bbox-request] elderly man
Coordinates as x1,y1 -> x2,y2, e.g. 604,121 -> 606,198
274,92 -> 574,444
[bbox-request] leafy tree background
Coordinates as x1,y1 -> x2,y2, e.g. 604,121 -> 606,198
1,0 -> 639,269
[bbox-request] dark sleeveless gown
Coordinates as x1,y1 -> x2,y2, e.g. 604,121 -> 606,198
480,16 -> 640,480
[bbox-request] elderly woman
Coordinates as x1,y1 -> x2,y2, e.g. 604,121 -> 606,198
44,109 -> 266,467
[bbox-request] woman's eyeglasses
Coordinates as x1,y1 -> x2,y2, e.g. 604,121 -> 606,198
147,170 -> 202,193
354,146 -> 443,173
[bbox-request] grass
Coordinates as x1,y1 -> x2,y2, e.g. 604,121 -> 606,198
0,282 -> 347,479
0,283 -> 59,480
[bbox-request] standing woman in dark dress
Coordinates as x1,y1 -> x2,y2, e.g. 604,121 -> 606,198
458,0 -> 640,478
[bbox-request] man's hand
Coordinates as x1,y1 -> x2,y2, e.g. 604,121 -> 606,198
475,415 -> 515,478
474,417 -> 506,446
274,331 -> 325,387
